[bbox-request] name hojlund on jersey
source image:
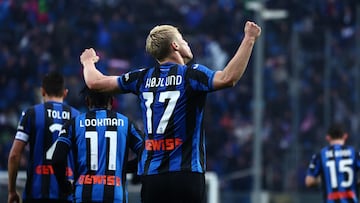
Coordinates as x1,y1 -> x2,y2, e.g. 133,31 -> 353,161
144,75 -> 183,88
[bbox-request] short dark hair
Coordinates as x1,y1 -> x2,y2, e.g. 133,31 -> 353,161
327,123 -> 346,139
80,86 -> 113,108
42,71 -> 65,97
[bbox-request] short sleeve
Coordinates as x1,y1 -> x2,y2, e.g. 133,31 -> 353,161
57,119 -> 75,147
15,109 -> 33,142
118,68 -> 147,95
186,64 -> 216,92
128,122 -> 144,155
306,153 -> 321,177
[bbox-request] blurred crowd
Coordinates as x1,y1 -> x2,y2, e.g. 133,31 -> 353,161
0,0 -> 358,193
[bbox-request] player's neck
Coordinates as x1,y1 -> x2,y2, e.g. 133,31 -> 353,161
159,52 -> 185,65
329,139 -> 345,145
43,96 -> 64,103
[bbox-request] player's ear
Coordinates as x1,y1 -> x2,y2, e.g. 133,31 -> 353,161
343,133 -> 349,140
41,87 -> 46,97
171,41 -> 179,50
325,135 -> 331,142
63,88 -> 69,98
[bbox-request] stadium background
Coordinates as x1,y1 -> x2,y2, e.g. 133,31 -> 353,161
0,0 -> 358,202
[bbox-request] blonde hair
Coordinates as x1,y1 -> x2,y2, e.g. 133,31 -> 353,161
145,25 -> 179,61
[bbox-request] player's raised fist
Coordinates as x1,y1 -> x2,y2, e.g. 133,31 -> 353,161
80,48 -> 99,65
244,21 -> 261,40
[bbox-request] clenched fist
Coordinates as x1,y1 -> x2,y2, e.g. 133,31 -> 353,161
244,21 -> 261,41
80,48 -> 99,65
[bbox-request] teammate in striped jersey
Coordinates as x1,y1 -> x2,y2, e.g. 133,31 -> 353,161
80,21 -> 261,203
305,123 -> 360,203
52,86 -> 144,203
8,72 -> 80,203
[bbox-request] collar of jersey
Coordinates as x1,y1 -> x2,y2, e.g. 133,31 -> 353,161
159,62 -> 177,68
45,101 -> 63,104
89,107 -> 108,111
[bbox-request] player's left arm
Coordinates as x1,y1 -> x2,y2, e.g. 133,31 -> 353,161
213,21 -> 261,90
128,122 -> 145,155
126,122 -> 144,173
355,150 -> 360,187
52,141 -> 73,195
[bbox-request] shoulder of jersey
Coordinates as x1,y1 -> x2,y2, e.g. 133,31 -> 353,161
191,64 -> 200,69
124,68 -> 147,82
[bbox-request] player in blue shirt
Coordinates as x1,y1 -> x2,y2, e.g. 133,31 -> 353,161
80,21 -> 261,203
8,72 -> 80,203
305,123 -> 360,203
51,86 -> 144,203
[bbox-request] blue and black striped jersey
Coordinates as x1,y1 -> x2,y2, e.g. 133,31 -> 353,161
15,101 -> 79,201
307,144 -> 360,203
118,62 -> 216,175
57,109 -> 143,203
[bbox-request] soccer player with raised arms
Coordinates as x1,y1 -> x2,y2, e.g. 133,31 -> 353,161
81,21 -> 261,203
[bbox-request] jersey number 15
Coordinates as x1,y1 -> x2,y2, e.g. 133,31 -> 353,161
326,159 -> 354,188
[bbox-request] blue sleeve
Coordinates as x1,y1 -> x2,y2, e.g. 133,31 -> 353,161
307,153 -> 321,177
17,108 -> 32,135
128,122 -> 144,155
57,118 -> 75,147
356,150 -> 360,170
118,69 -> 147,94
187,64 -> 216,92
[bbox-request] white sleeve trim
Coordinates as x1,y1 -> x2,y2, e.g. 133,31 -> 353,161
15,131 -> 29,142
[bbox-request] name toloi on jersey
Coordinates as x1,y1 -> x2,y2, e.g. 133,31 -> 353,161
47,109 -> 70,119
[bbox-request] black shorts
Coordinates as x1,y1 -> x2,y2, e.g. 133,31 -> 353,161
141,171 -> 206,203
24,199 -> 72,203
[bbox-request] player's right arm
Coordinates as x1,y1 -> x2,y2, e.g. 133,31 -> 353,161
8,139 -> 26,203
80,48 -> 122,93
305,153 -> 321,188
305,175 -> 321,187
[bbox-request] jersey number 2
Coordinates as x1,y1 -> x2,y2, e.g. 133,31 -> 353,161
45,123 -> 63,160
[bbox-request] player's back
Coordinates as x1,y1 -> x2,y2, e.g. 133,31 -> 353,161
120,63 -> 216,175
70,109 -> 134,203
18,101 -> 79,200
318,144 -> 360,203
